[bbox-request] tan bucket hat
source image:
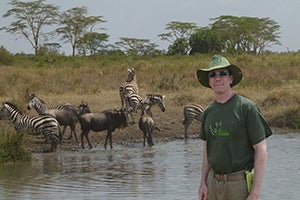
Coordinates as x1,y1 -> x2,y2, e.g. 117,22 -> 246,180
196,55 -> 243,88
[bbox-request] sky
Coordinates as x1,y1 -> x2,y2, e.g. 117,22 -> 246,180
0,0 -> 299,55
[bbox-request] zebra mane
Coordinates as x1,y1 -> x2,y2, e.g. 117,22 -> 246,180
4,102 -> 23,114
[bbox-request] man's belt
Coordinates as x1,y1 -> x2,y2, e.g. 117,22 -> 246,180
213,170 -> 246,182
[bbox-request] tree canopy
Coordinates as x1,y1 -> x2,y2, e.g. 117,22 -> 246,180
2,0 -> 59,55
210,15 -> 281,54
115,37 -> 159,56
158,21 -> 197,55
1,1 -> 282,56
56,6 -> 107,56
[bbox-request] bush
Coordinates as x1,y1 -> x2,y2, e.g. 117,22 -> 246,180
0,130 -> 31,164
0,46 -> 14,65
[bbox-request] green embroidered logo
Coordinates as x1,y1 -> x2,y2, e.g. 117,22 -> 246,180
209,121 -> 230,137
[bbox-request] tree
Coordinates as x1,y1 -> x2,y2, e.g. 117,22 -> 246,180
158,21 -> 197,55
56,6 -> 106,56
115,37 -> 159,56
38,43 -> 62,56
210,16 -> 281,54
76,32 -> 109,56
2,0 -> 59,55
189,27 -> 224,54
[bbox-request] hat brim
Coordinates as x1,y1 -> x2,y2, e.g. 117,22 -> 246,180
196,64 -> 243,88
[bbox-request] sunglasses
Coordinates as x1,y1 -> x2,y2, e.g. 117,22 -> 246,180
208,70 -> 230,78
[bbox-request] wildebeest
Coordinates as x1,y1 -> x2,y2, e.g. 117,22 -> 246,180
44,101 -> 91,143
79,108 -> 128,149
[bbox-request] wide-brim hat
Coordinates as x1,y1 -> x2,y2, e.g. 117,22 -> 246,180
196,55 -> 243,88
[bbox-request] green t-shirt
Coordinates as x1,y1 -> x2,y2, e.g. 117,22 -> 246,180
200,94 -> 272,174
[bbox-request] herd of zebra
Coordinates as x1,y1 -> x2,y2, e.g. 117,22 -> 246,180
0,68 -> 205,152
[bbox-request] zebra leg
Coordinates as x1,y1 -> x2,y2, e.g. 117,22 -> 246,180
44,131 -> 59,152
184,119 -> 192,138
130,112 -> 135,124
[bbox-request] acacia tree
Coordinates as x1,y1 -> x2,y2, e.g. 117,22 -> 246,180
115,37 -> 159,56
158,21 -> 197,55
210,16 -> 281,54
1,0 -> 59,55
189,27 -> 224,54
76,32 -> 109,55
56,6 -> 106,56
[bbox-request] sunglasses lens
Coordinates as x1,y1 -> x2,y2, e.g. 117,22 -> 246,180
219,71 -> 229,76
208,70 -> 229,78
208,72 -> 216,78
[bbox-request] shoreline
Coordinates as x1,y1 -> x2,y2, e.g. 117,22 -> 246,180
27,126 -> 298,153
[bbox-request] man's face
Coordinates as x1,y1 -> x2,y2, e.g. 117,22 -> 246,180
208,68 -> 233,94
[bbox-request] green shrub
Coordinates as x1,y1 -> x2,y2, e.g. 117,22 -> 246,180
0,130 -> 31,164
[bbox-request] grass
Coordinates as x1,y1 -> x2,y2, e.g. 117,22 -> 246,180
0,52 -> 299,162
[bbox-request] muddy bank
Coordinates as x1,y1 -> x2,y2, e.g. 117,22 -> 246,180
27,124 -> 296,153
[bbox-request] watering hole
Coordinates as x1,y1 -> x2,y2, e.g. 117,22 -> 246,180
0,132 -> 299,200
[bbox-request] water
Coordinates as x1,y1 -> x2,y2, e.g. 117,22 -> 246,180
0,133 -> 299,200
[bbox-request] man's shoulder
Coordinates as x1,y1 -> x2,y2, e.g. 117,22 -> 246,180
235,94 -> 256,107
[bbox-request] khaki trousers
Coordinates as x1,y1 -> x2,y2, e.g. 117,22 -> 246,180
207,170 -> 249,200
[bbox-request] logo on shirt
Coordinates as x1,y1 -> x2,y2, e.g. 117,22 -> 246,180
209,121 -> 230,137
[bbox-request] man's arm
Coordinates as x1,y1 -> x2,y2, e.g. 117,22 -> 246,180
198,141 -> 212,200
247,139 -> 268,200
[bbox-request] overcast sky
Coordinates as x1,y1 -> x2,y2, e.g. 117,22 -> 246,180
0,0 -> 299,55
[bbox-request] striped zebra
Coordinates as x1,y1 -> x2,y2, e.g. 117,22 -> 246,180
182,103 -> 204,138
119,68 -> 139,108
26,93 -> 72,115
124,93 -> 143,123
26,93 -> 79,142
143,94 -> 166,112
0,102 -> 60,152
125,93 -> 166,124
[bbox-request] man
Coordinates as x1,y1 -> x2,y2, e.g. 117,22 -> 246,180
197,55 -> 272,200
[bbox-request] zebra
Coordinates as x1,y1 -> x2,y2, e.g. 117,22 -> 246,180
125,93 -> 166,124
182,103 -> 204,138
26,92 -> 79,142
26,93 -> 72,115
119,68 -> 139,108
138,96 -> 165,147
143,94 -> 166,112
0,102 -> 61,152
124,93 -> 143,123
